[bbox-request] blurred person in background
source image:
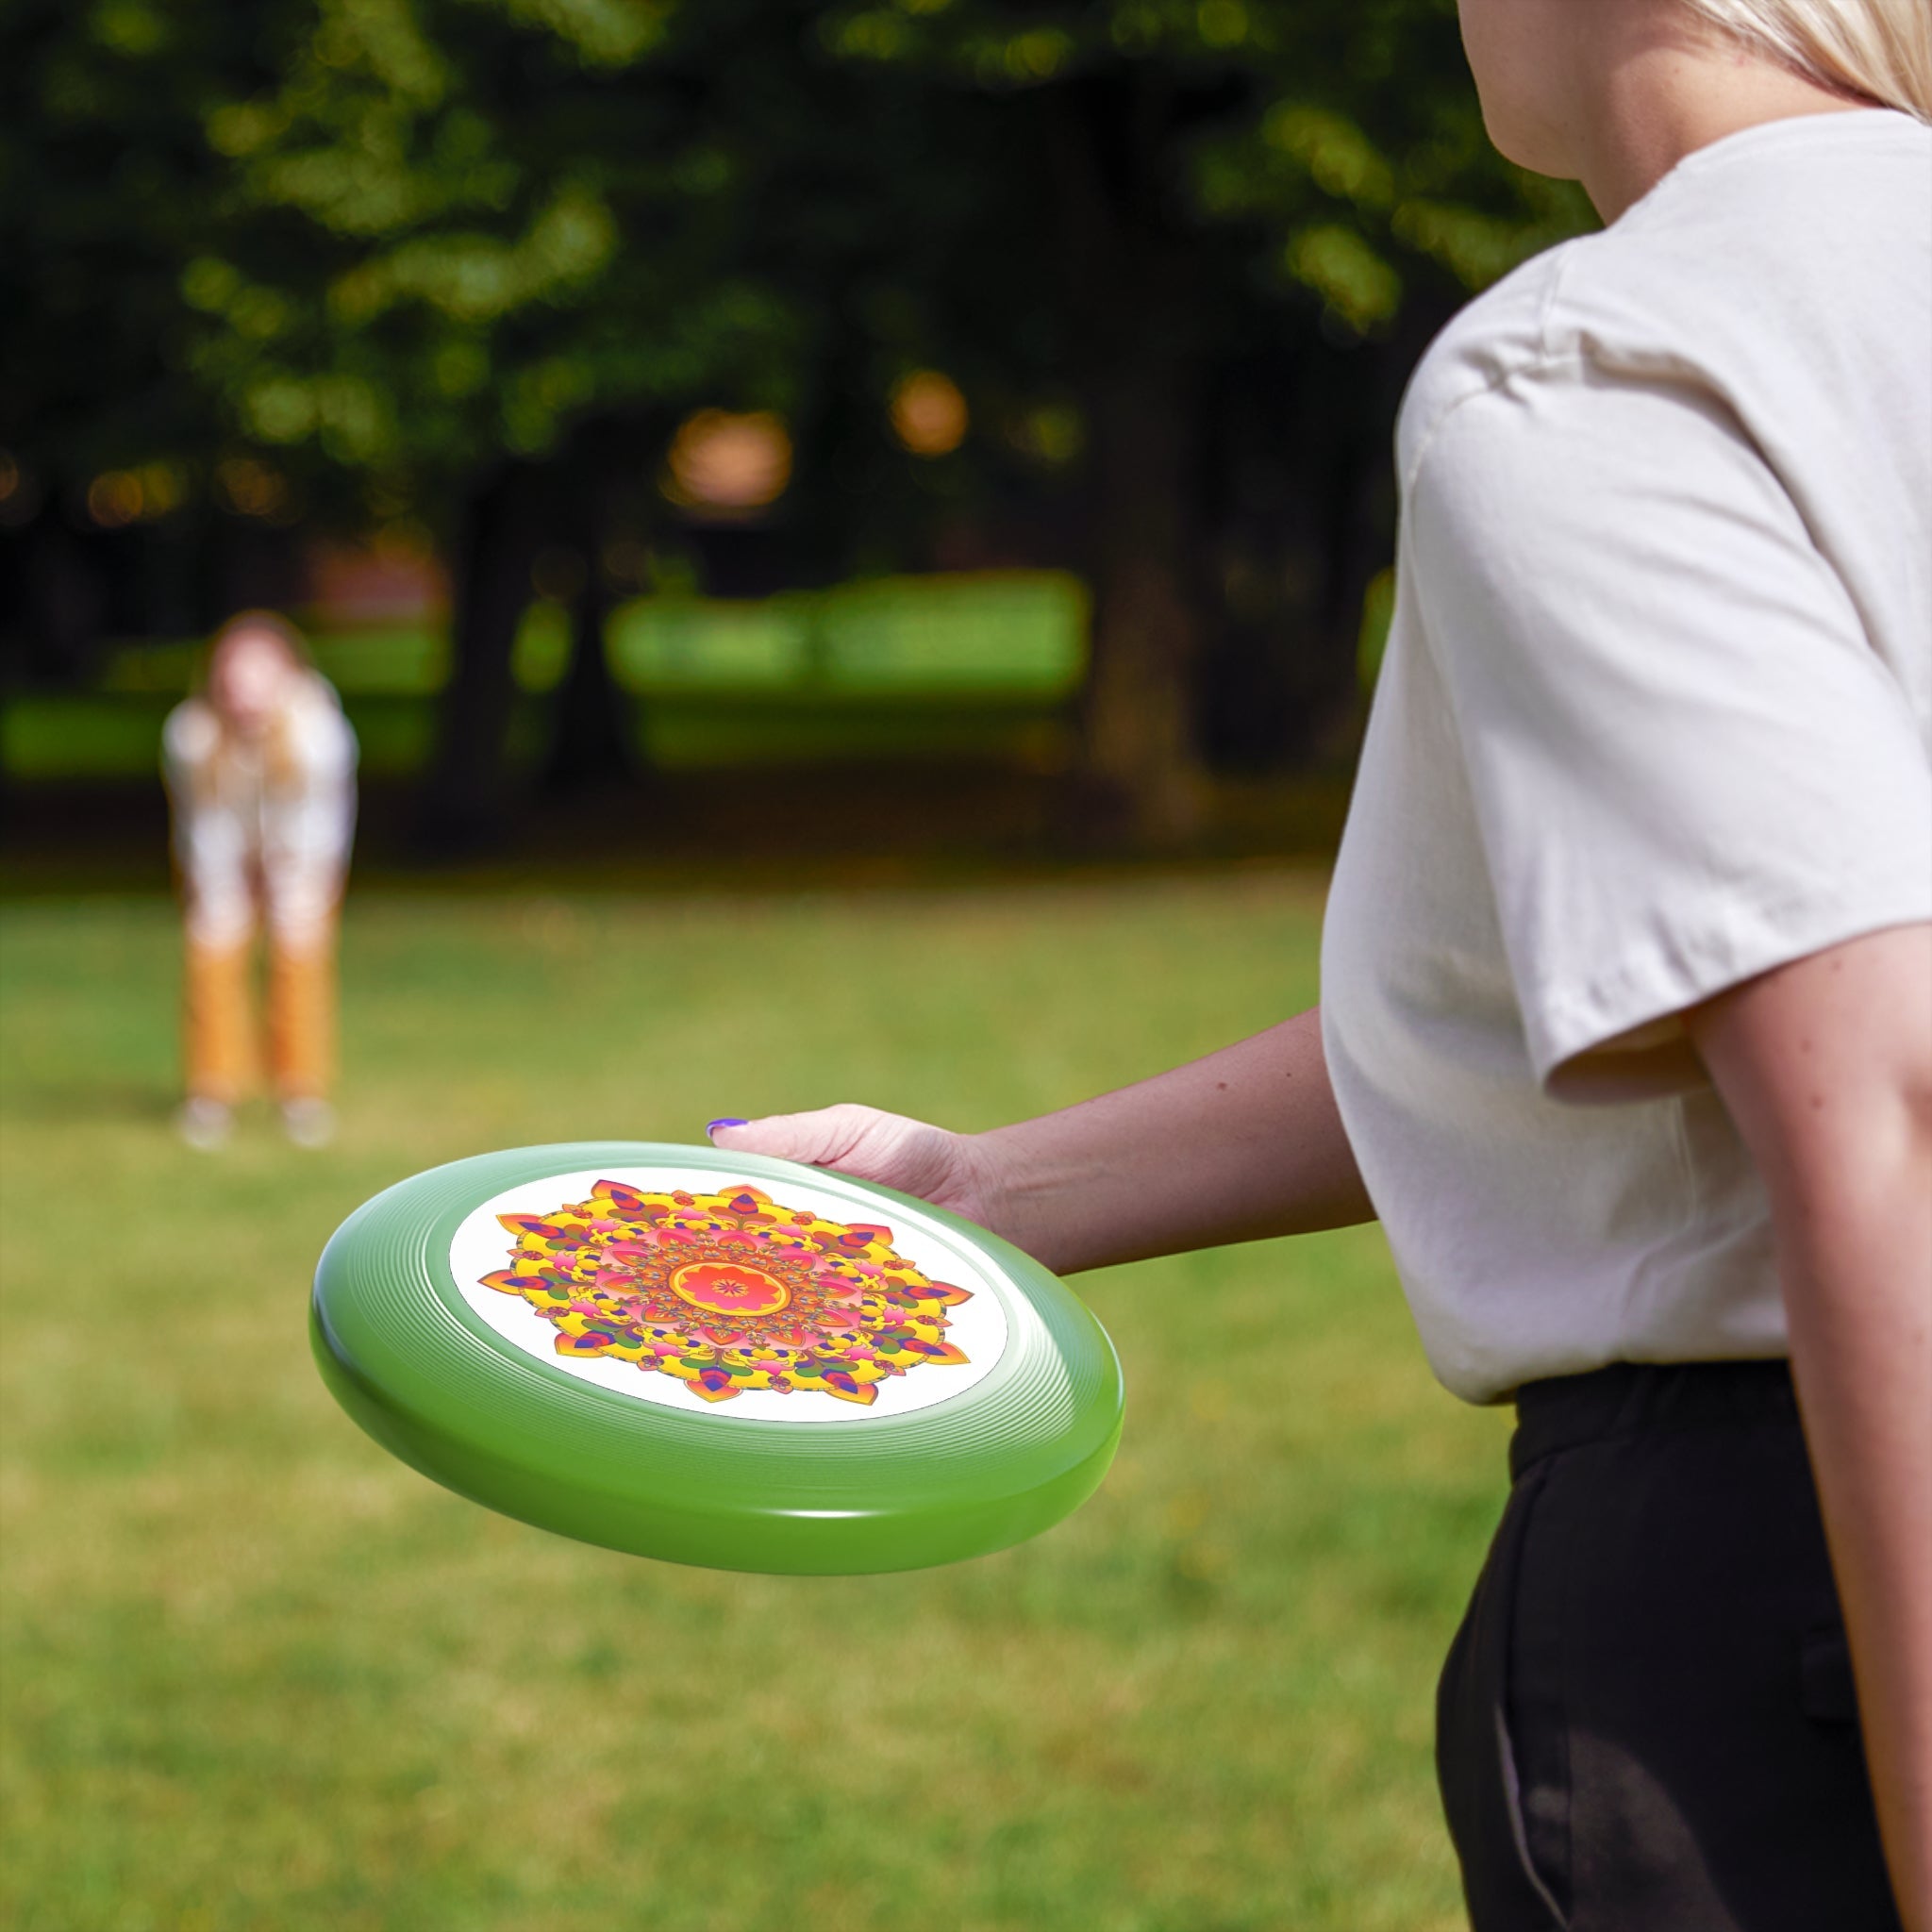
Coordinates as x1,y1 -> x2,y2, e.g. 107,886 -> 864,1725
163,611 -> 358,1151
709,0 -> 1932,1926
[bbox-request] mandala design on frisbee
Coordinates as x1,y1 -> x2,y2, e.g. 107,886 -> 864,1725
480,1179 -> 974,1407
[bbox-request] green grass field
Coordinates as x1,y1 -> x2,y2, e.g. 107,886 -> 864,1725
0,875 -> 1506,1932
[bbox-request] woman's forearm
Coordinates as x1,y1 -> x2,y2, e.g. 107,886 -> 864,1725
1692,924 -> 1932,1930
968,1005 -> 1374,1275
1781,1179 -> 1932,1932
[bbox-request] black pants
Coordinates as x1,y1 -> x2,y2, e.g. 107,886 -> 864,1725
1436,1360 -> 1900,1932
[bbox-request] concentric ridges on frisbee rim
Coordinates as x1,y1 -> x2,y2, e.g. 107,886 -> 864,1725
313,1142 -> 1122,1511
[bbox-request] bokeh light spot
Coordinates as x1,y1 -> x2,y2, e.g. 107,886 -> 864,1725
662,410 -> 792,515
890,371 -> 969,458
214,458 -> 292,522
86,473 -> 145,529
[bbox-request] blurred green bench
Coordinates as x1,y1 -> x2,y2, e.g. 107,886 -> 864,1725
1,572 -> 1089,780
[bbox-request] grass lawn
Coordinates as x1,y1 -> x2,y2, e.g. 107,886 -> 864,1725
0,874 -> 1507,1932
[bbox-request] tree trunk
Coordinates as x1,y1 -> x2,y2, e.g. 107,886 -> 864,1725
418,460 -> 542,857
13,509 -> 107,687
541,418 -> 658,799
1045,75 -> 1210,847
541,554 -> 634,797
1080,360 -> 1205,843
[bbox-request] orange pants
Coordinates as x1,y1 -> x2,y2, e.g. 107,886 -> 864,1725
184,922 -> 337,1105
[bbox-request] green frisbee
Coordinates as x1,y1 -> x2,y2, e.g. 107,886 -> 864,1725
311,1141 -> 1124,1574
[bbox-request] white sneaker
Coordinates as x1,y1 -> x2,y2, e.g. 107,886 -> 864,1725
175,1096 -> 233,1151
280,1097 -> 337,1149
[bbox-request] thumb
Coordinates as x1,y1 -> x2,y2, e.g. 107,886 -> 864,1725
705,1103 -> 967,1204
707,1105 -> 876,1169
707,1112 -> 981,1213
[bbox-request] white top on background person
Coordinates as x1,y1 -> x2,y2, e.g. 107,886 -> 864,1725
1321,107 -> 1932,1404
162,621 -> 358,953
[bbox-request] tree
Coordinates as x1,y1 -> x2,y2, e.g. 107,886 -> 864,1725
158,0 -> 896,845
0,0 -> 326,679
808,0 -> 1593,836
5,0 -> 1592,843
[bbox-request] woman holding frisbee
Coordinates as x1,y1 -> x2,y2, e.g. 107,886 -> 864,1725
164,611 -> 358,1150
712,1 -> 1932,1924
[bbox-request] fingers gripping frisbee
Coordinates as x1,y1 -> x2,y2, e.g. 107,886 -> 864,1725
311,1142 -> 1124,1574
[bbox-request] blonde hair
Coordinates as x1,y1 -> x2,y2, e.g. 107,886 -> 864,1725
1682,0 -> 1932,120
207,608 -> 312,681
199,610 -> 318,794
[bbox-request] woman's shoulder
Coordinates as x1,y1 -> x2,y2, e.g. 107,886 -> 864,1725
283,672 -> 358,769
162,696 -> 221,768
1394,208 -> 1759,490
1398,110 -> 1932,490
1395,243 -> 1582,485
291,666 -> 345,716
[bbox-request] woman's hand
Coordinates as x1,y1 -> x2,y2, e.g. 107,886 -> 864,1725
706,1007 -> 1373,1276
709,1106 -> 1009,1232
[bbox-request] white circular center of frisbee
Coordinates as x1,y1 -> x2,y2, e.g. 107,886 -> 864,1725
448,1164 -> 1012,1423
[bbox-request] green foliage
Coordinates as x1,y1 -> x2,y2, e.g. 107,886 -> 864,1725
6,0 -> 1593,524
0,878 -> 1509,1930
808,0 -> 1592,326
1,1 -> 269,485
168,0 -> 813,500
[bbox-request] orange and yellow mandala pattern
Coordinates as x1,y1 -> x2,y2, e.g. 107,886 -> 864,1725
481,1179 -> 973,1407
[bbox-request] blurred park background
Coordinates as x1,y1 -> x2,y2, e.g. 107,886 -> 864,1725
1,1 -> 1586,1925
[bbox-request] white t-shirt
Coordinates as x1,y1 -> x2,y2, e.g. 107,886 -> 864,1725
163,671 -> 358,950
1322,109 -> 1932,1405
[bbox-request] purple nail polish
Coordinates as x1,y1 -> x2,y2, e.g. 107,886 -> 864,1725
707,1118 -> 748,1137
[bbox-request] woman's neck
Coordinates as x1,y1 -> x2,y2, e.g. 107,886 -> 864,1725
1574,16 -> 1876,223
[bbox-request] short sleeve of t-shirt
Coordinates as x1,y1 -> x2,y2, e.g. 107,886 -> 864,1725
1408,363 -> 1932,1093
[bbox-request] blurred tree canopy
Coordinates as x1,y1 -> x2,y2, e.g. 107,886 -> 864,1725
2,0 -> 1592,844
